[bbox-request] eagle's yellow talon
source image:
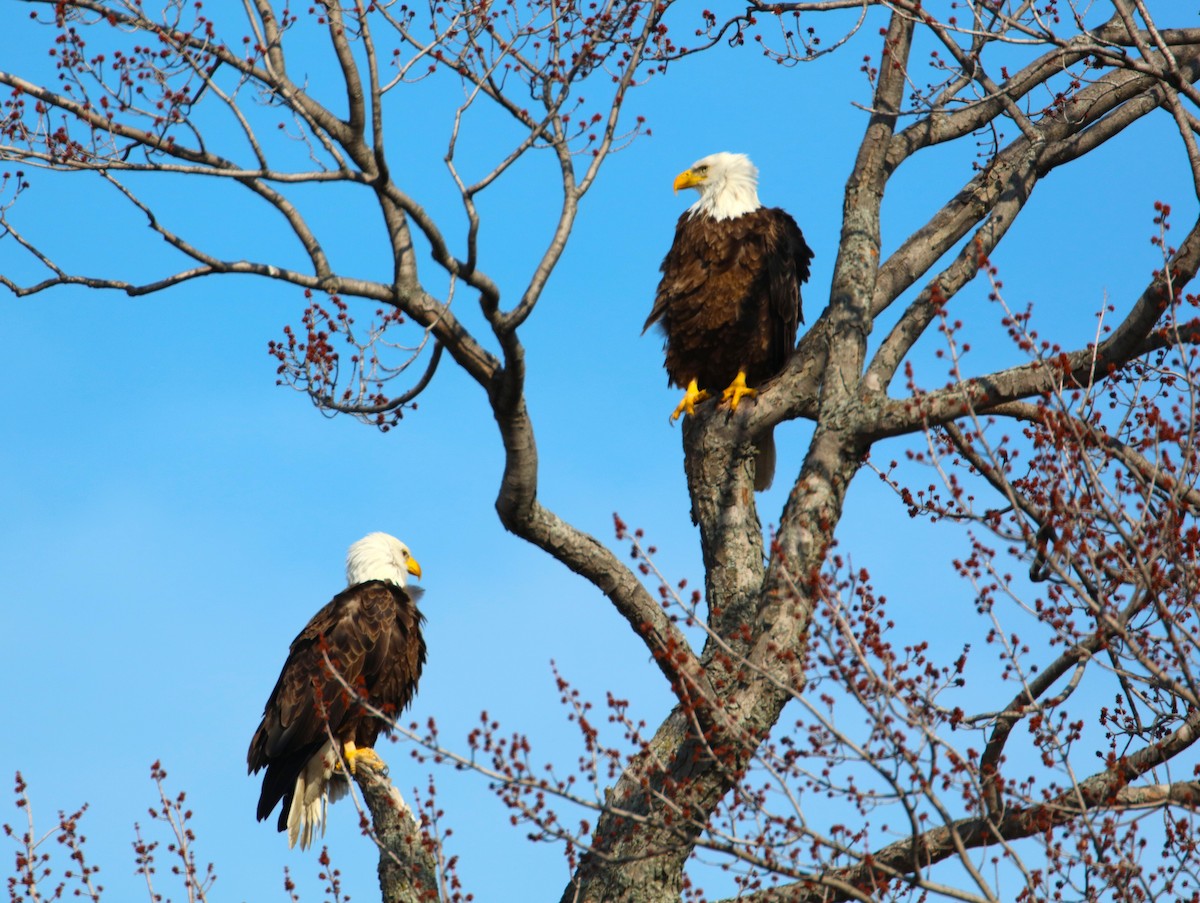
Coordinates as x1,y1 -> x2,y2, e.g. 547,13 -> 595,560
670,378 -> 710,421
721,371 -> 757,411
354,748 -> 388,773
339,742 -> 387,776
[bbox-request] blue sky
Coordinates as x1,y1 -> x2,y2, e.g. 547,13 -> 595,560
2,5 -> 1197,902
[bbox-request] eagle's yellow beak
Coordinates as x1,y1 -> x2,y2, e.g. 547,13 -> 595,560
406,555 -> 422,580
673,169 -> 705,193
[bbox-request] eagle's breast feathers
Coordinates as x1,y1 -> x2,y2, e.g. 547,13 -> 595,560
647,205 -> 812,394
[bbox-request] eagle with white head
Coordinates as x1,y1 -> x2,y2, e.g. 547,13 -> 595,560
248,532 -> 426,849
644,152 -> 813,490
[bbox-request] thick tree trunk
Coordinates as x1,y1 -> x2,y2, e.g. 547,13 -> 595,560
559,406 -> 866,902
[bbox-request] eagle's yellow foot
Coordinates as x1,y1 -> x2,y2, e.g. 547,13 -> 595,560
340,742 -> 387,775
721,371 -> 757,411
671,378 -> 710,421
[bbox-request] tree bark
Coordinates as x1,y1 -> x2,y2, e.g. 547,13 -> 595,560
355,762 -> 441,903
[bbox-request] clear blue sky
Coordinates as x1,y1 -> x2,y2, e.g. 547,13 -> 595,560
1,5 -> 1195,901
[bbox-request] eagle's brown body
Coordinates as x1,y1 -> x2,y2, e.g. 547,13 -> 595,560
645,205 -> 813,395
248,578 -> 426,841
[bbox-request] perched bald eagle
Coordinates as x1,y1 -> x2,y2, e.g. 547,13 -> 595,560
644,152 -> 813,490
247,532 -> 426,849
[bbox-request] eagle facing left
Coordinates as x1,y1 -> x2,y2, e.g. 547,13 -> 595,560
247,532 -> 426,849
644,152 -> 813,490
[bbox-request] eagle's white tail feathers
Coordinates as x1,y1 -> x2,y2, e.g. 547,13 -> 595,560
754,428 -> 777,492
286,741 -> 349,850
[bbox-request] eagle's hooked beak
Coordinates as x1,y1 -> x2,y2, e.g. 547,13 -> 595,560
406,555 -> 422,580
673,169 -> 705,193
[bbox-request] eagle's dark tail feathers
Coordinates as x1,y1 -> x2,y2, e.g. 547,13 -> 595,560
255,741 -> 325,830
754,428 -> 776,492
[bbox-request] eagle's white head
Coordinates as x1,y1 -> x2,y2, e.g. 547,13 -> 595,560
674,151 -> 763,222
345,532 -> 422,587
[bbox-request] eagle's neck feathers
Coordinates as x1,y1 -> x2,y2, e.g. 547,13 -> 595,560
345,532 -> 410,588
690,168 -> 761,222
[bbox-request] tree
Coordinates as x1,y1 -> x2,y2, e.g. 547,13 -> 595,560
4,1 -> 1200,901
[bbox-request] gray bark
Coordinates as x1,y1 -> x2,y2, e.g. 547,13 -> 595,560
354,763 -> 440,903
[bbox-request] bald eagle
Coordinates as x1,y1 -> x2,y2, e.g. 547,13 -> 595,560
247,532 -> 426,849
644,152 -> 813,490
